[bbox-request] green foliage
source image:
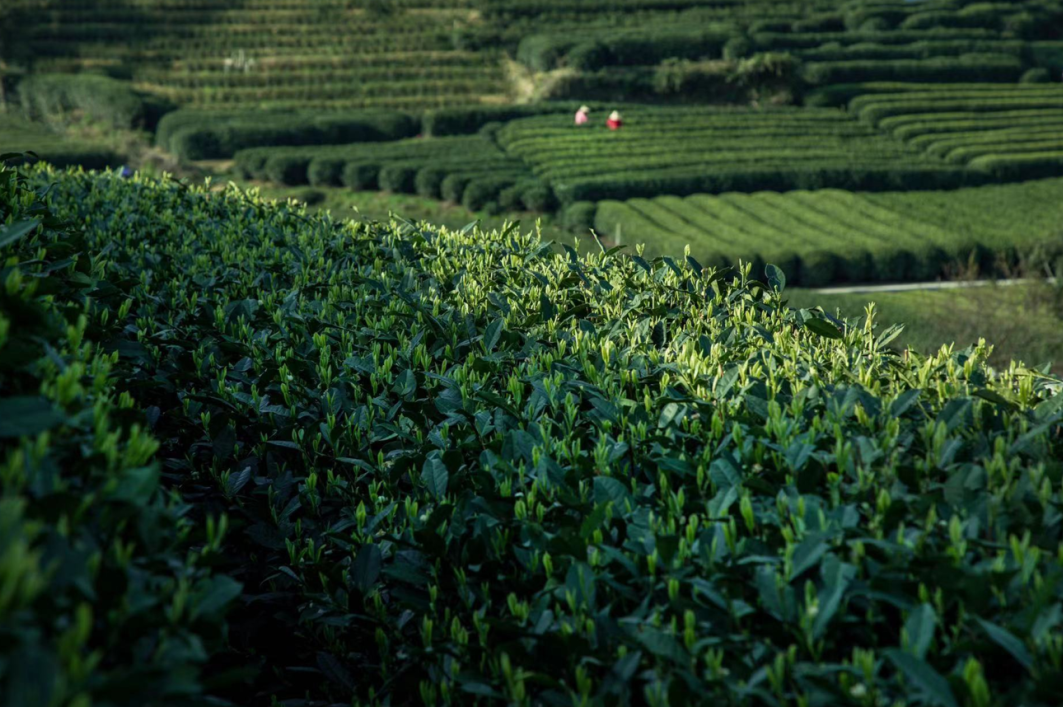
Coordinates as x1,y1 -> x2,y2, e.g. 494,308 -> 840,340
561,200 -> 597,231
1021,67 -> 1053,83
849,84 -> 1063,173
0,159 -> 238,706
0,114 -> 118,169
422,103 -> 591,137
17,73 -> 152,130
9,1 -> 509,112
497,105 -> 983,204
236,135 -> 529,190
593,179 -> 1063,286
156,109 -> 418,160
800,54 -> 1025,85
10,165 -> 1063,705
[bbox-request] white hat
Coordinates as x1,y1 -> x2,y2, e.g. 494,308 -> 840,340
609,110 -> 621,120
579,105 -> 589,113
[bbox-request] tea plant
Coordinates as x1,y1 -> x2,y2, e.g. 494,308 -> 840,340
4,164 -> 1060,705
0,157 -> 239,706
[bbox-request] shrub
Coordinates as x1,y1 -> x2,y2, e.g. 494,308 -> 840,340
415,166 -> 449,199
561,200 -> 597,231
461,177 -> 515,211
378,164 -> 418,193
308,157 -> 347,187
18,73 -> 148,129
10,165 -> 1063,707
498,183 -> 526,211
0,158 -> 238,707
723,36 -> 754,60
520,182 -> 558,212
341,162 -> 381,190
1021,67 -> 1052,83
440,173 -> 472,203
265,154 -> 312,185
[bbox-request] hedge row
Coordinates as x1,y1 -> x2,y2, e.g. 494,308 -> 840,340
556,164 -> 989,203
0,156 -> 239,706
422,102 -> 596,136
17,73 -> 170,130
155,108 -> 419,160
593,180 -> 1063,286
516,29 -> 731,72
156,105 -> 608,160
12,104 -> 1063,707
232,135 -> 558,213
800,54 -> 1026,86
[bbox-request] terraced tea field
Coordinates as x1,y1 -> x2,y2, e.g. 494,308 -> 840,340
849,84 -> 1063,178
13,0 -> 510,110
594,178 -> 1063,285
496,105 -> 979,202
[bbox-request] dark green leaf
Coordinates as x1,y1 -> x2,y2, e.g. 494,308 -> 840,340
484,318 -> 503,352
904,604 -> 937,660
884,650 -> 958,707
975,618 -> 1032,670
0,219 -> 40,249
804,318 -> 843,340
765,264 -> 786,292
352,544 -> 382,594
0,397 -> 65,438
423,451 -> 449,499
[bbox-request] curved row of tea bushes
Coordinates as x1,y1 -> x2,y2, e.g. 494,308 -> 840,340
232,135 -> 555,211
8,164 -> 1063,705
850,85 -> 1063,175
9,0 -> 510,111
496,105 -> 983,203
155,108 -> 420,160
592,178 -> 1063,286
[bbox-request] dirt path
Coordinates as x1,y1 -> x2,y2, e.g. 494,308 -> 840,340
813,278 -> 1057,295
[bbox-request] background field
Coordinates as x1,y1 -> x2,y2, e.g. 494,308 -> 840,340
3,0 -> 1063,294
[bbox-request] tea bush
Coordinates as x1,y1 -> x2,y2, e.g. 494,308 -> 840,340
17,73 -> 150,130
156,109 -> 419,160
593,179 -> 1063,287
4,164 -> 1063,705
0,159 -> 239,706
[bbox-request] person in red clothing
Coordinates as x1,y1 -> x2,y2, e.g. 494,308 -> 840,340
606,110 -> 623,130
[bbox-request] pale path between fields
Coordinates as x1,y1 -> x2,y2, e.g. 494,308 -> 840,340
814,277 -> 1058,295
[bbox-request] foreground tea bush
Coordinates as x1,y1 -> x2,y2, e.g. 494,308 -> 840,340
6,165 -> 1063,705
0,160 -> 239,706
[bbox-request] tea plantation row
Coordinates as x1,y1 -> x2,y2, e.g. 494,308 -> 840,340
593,178 -> 1063,286
3,159 -> 1063,705
10,0 -> 1063,112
